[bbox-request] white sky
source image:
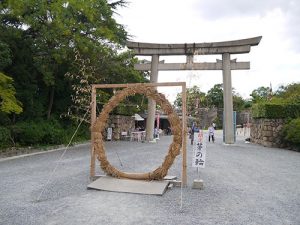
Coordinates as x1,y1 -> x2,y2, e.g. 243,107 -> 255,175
115,0 -> 300,102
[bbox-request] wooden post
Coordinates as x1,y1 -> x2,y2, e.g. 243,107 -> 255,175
182,83 -> 187,186
90,86 -> 96,179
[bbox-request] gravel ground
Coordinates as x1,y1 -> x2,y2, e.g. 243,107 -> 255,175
0,131 -> 299,225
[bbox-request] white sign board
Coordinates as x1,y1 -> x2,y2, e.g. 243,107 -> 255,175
107,127 -> 112,141
192,130 -> 206,168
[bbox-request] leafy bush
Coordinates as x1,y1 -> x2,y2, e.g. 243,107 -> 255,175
281,118 -> 300,150
67,123 -> 90,143
15,119 -> 65,145
0,126 -> 10,148
16,121 -> 43,145
42,120 -> 65,144
252,103 -> 300,119
0,118 -> 90,149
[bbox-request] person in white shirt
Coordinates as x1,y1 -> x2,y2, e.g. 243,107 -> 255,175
208,124 -> 215,143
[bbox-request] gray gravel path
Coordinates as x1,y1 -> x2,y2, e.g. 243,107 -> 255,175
0,131 -> 299,225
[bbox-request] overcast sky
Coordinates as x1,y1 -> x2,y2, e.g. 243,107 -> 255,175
115,0 -> 300,102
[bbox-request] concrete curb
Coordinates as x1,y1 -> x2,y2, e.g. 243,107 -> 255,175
0,142 -> 90,162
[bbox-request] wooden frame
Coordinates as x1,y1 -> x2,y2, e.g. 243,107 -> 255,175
90,82 -> 187,186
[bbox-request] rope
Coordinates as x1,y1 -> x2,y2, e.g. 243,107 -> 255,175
92,85 -> 183,180
36,107 -> 90,202
114,149 -> 123,167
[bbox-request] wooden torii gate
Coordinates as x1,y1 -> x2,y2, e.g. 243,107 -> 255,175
127,36 -> 262,144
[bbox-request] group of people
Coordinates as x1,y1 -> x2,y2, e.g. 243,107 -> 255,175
189,122 -> 216,145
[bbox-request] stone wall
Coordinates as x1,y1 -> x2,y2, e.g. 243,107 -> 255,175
237,110 -> 251,125
251,118 -> 285,148
106,115 -> 135,140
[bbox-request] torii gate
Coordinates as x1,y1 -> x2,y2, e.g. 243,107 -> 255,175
127,36 -> 262,144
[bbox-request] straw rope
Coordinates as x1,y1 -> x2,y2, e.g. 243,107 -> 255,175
92,85 -> 182,180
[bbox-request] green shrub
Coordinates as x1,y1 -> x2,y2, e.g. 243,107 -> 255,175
70,124 -> 90,143
61,121 -> 90,144
15,119 -> 65,146
17,121 -> 44,145
252,103 -> 300,119
0,126 -> 10,148
41,119 -> 65,144
281,118 -> 300,150
0,118 -> 90,149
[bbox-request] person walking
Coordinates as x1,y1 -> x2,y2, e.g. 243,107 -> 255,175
208,124 -> 215,143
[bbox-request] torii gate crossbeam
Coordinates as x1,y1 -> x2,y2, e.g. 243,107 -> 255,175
127,36 -> 262,144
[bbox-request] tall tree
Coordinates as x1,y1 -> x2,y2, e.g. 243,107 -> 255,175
273,83 -> 300,103
0,72 -> 22,114
250,86 -> 270,103
206,84 -> 246,111
0,26 -> 45,120
64,48 -> 148,122
0,41 -> 22,115
232,93 -> 246,112
174,85 -> 207,116
0,0 -> 127,119
207,84 -> 223,108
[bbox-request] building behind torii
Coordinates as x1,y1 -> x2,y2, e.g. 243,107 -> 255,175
127,36 -> 262,144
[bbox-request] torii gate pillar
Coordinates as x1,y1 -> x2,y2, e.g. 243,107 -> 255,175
222,53 -> 234,143
146,55 -> 159,141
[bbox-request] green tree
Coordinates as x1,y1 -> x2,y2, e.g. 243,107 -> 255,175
0,72 -> 22,114
0,27 -> 46,120
0,41 -> 11,69
174,85 -> 206,116
273,83 -> 300,103
175,84 -> 247,113
232,91 -> 246,112
0,40 -> 22,115
0,0 -> 127,119
65,49 -> 147,122
250,86 -> 271,103
207,84 -> 223,108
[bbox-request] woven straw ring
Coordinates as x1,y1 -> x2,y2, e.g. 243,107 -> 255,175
92,85 -> 182,180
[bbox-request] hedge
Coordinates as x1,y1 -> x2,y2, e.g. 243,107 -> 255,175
0,126 -> 10,148
252,103 -> 300,119
0,119 -> 90,149
281,118 -> 300,150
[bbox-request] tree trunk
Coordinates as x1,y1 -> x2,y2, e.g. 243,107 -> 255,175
47,86 -> 55,120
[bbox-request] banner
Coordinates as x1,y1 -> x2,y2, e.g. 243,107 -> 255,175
192,130 -> 206,168
107,127 -> 112,141
156,113 -> 160,129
